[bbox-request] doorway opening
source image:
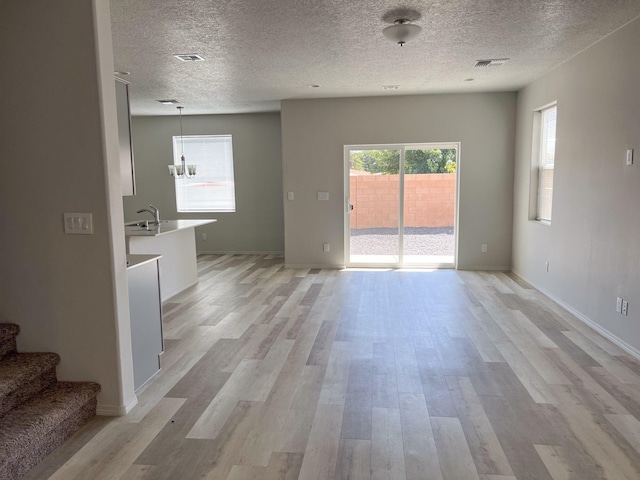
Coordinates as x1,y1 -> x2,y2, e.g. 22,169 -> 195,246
345,143 -> 459,268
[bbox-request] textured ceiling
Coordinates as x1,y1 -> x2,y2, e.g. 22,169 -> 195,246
110,0 -> 640,116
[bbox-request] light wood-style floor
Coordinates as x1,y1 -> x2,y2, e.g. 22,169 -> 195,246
25,254 -> 640,479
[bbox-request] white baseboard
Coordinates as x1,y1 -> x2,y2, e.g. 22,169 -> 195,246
96,395 -> 138,416
282,263 -> 510,271
197,250 -> 284,256
512,271 -> 640,362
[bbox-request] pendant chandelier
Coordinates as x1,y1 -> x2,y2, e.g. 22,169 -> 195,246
168,106 -> 197,179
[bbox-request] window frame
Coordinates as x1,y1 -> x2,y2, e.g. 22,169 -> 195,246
530,102 -> 557,224
172,134 -> 236,213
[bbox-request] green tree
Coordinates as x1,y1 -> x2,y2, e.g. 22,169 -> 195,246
405,149 -> 456,173
351,148 -> 456,174
351,150 -> 399,174
443,149 -> 456,173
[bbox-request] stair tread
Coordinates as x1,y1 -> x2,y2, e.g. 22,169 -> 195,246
0,325 -> 101,478
0,324 -> 20,341
0,352 -> 60,397
0,381 -> 100,450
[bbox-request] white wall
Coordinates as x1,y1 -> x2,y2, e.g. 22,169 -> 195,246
281,94 -> 517,268
123,113 -> 284,254
513,18 -> 640,354
0,0 -> 135,414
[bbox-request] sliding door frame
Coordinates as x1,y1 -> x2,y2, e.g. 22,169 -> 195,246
344,142 -> 460,269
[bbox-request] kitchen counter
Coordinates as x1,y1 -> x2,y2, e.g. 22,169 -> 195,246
125,219 -> 216,237
125,219 -> 216,301
126,254 -> 162,269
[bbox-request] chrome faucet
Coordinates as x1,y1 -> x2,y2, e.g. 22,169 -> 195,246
137,204 -> 160,225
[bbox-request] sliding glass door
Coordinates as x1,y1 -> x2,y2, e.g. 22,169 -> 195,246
347,148 -> 401,264
345,143 -> 458,268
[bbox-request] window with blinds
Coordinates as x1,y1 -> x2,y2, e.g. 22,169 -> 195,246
536,105 -> 557,223
172,135 -> 236,212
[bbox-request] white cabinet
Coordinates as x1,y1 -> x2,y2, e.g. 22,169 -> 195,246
115,77 -> 136,196
127,255 -> 163,391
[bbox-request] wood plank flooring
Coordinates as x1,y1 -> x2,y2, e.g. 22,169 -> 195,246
23,255 -> 640,479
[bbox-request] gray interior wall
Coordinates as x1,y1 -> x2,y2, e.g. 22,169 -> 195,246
124,113 -> 284,254
0,0 -> 135,412
513,18 -> 640,353
281,94 -> 517,268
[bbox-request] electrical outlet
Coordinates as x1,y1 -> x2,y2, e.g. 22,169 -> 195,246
317,192 -> 329,201
622,300 -> 629,316
287,192 -> 294,200
323,243 -> 330,252
546,261 -> 550,272
626,149 -> 634,166
481,244 -> 488,253
616,297 -> 623,314
202,233 -> 207,241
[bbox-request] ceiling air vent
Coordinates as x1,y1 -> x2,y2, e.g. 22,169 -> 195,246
474,58 -> 509,68
156,99 -> 180,105
174,54 -> 205,62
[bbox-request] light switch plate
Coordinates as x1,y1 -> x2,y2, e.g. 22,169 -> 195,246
616,297 -> 623,314
287,192 -> 294,200
64,213 -> 93,234
626,149 -> 634,166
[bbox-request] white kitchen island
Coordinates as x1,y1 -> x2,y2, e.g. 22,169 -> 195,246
125,219 -> 216,301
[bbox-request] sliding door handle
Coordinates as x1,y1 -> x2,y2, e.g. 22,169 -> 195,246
346,199 -> 354,213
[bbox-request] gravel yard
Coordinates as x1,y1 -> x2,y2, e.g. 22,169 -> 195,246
350,227 -> 454,256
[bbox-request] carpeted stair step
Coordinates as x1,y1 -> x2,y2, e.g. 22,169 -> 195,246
0,381 -> 100,480
0,353 -> 60,417
0,324 -> 20,361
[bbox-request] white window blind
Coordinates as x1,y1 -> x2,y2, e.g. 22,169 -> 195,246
536,105 -> 556,222
172,135 -> 236,212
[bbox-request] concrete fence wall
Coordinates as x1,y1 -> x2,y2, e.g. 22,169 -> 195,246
350,173 -> 456,229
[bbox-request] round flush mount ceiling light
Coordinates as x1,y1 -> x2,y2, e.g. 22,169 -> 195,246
383,19 -> 421,46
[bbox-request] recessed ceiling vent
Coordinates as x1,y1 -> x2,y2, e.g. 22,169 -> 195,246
474,58 -> 509,68
156,99 -> 180,105
174,54 -> 205,62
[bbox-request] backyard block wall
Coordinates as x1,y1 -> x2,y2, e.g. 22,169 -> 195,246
350,173 -> 456,229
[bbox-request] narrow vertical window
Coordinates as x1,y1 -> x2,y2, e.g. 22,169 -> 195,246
172,135 -> 236,212
536,105 -> 556,223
